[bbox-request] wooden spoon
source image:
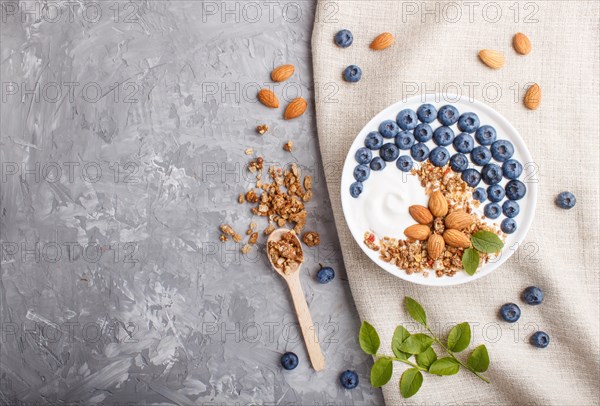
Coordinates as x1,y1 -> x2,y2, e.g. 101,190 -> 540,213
267,228 -> 325,372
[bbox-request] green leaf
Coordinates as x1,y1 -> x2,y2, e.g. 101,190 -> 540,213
359,321 -> 380,355
462,248 -> 480,276
415,347 -> 437,369
399,368 -> 423,398
467,345 -> 490,372
370,357 -> 393,387
471,231 -> 504,253
404,297 -> 427,326
398,333 -> 434,355
447,322 -> 472,353
429,357 -> 460,376
392,325 -> 411,360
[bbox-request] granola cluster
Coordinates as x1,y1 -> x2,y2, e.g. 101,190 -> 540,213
412,162 -> 479,211
268,231 -> 304,274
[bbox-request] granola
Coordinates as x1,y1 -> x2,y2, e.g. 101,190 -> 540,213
220,224 -> 242,243
302,231 -> 320,247
283,140 -> 294,152
268,231 -> 304,274
256,124 -> 269,135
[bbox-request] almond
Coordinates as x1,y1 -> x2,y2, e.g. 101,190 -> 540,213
271,64 -> 295,82
258,88 -> 279,108
513,32 -> 532,55
427,234 -> 445,260
524,83 -> 541,110
409,205 -> 434,225
370,32 -> 395,50
428,191 -> 449,217
284,97 -> 307,120
443,229 -> 471,248
478,49 -> 505,69
444,210 -> 473,230
404,224 -> 430,241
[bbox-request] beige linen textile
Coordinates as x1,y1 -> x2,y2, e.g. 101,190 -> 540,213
311,1 -> 600,405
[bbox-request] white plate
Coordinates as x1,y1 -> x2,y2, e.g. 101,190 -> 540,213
341,94 -> 538,286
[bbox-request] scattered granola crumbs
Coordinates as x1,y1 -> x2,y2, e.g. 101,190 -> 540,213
219,235 -> 228,242
238,194 -> 245,204
244,148 -> 254,155
264,223 -> 276,235
241,244 -> 252,254
245,189 -> 259,203
248,232 -> 258,245
220,224 -> 243,243
283,140 -> 294,152
304,176 -> 312,190
302,231 -> 320,247
268,231 -> 304,274
256,124 -> 269,135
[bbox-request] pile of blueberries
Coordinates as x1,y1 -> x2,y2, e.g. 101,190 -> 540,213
350,103 -> 527,235
500,286 -> 550,348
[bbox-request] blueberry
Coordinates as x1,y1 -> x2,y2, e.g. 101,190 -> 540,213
481,163 -> 503,185
437,105 -> 459,126
501,218 -> 517,234
396,155 -> 413,172
379,120 -> 400,138
433,126 -> 455,146
555,191 -> 576,209
484,203 -> 501,219
395,130 -> 415,149
417,104 -> 437,123
450,153 -> 468,172
473,187 -> 487,202
471,146 -> 492,166
461,169 -> 481,187
413,123 -> 433,142
502,200 -> 520,218
370,157 -> 386,171
429,147 -> 450,167
280,352 -> 299,370
457,112 -> 480,133
500,303 -> 521,323
410,143 -> 430,162
380,143 -> 400,162
316,266 -> 335,284
530,331 -> 550,348
487,184 -> 505,202
334,29 -> 353,48
343,65 -> 362,82
490,140 -> 514,162
475,125 -> 497,146
522,286 -> 544,305
396,109 -> 418,130
365,131 -> 384,150
502,159 -> 523,180
355,147 -> 372,164
353,165 -> 370,182
453,133 -> 475,153
505,180 -> 526,200
340,370 -> 359,389
349,182 -> 363,198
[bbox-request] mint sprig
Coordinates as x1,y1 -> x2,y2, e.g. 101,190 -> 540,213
461,231 -> 504,276
359,297 -> 491,399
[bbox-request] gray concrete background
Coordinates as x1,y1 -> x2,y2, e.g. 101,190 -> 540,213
0,1 -> 383,404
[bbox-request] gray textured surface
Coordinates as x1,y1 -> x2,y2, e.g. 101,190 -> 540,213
0,1 -> 382,404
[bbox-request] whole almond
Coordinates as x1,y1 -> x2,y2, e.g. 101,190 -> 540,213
404,224 -> 430,241
258,88 -> 279,108
513,32 -> 532,55
524,83 -> 541,110
428,191 -> 449,217
370,32 -> 395,50
284,97 -> 307,120
271,64 -> 295,82
443,229 -> 471,248
478,49 -> 505,69
409,205 -> 434,225
427,234 -> 445,260
444,210 -> 473,230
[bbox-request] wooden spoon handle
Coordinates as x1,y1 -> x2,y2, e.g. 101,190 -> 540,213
286,274 -> 325,371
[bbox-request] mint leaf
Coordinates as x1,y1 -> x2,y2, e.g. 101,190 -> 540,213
415,347 -> 437,369
471,231 -> 504,253
398,333 -> 434,355
467,344 -> 490,372
370,357 -> 393,387
359,321 -> 380,355
404,297 -> 427,326
462,248 -> 480,276
429,357 -> 460,376
399,368 -> 423,398
447,322 -> 472,353
392,325 -> 411,360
